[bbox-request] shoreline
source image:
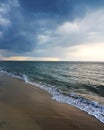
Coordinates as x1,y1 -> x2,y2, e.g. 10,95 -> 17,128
1,70 -> 104,124
0,73 -> 104,130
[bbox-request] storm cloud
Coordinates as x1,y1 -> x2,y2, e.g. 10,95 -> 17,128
0,0 -> 104,60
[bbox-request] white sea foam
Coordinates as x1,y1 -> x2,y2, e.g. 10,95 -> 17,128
23,74 -> 29,83
22,75 -> 104,124
0,69 -> 104,124
0,69 -> 24,80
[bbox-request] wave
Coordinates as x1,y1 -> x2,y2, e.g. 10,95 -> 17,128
0,68 -> 104,124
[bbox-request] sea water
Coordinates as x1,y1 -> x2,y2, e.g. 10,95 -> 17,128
0,61 -> 104,123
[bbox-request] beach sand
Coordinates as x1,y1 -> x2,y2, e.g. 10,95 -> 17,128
0,73 -> 104,130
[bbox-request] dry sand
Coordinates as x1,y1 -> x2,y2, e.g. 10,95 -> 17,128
0,73 -> 104,130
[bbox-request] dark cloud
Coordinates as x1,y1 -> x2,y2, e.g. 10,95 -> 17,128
19,0 -> 59,14
19,0 -> 104,20
0,0 -> 104,57
0,0 -> 38,55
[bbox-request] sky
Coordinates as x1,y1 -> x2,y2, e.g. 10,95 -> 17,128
0,0 -> 104,61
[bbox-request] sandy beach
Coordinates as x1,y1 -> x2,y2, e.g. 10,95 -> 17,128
0,73 -> 104,130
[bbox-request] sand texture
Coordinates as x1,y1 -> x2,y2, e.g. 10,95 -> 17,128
0,73 -> 104,130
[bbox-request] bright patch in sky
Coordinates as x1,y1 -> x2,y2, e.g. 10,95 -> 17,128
64,43 -> 104,61
3,56 -> 60,61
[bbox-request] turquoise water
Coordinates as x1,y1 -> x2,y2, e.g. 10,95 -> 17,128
0,61 -> 104,123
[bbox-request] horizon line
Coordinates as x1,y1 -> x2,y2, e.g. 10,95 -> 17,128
0,60 -> 104,62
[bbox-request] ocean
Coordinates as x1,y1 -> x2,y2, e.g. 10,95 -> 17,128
0,61 -> 104,123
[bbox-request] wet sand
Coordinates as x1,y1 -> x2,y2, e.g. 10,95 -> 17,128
0,73 -> 104,130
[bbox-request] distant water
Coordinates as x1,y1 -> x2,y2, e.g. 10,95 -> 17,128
0,61 -> 104,123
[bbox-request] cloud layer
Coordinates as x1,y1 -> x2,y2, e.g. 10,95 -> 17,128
0,0 -> 104,60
